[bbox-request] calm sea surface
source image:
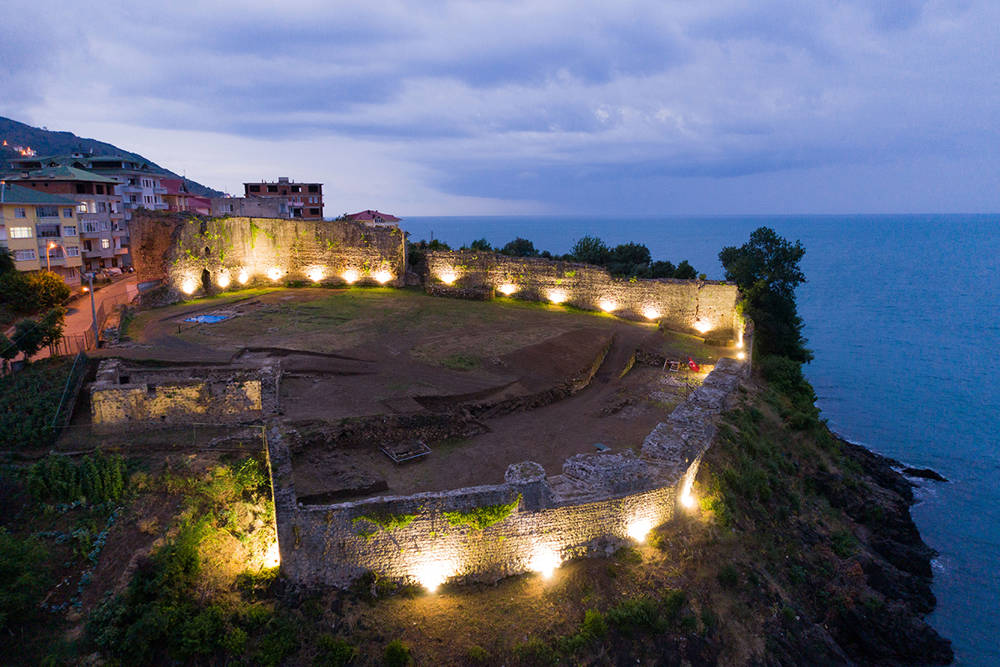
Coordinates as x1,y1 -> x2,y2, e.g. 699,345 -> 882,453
402,214 -> 1000,666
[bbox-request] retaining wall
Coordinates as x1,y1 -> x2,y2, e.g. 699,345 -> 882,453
130,212 -> 406,298
424,251 -> 740,336
268,357 -> 749,588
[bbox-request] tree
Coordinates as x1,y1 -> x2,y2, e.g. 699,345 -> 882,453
571,236 -> 611,266
649,260 -> 676,278
719,227 -> 811,361
24,272 -> 70,310
37,307 -> 66,353
12,318 -> 46,360
673,260 -> 697,279
0,270 -> 70,315
0,248 -> 14,275
469,238 -> 492,252
500,238 -> 538,257
607,242 -> 651,277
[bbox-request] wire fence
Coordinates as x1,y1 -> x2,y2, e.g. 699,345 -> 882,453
51,351 -> 89,429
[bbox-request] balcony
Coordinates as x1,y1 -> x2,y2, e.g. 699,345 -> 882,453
121,185 -> 143,194
153,186 -> 167,194
114,247 -> 129,255
153,202 -> 169,210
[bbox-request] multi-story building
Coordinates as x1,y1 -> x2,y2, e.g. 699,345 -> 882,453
341,209 -> 401,228
162,178 -> 211,215
8,152 -> 172,268
209,196 -> 285,218
0,181 -> 83,285
243,177 -> 323,220
6,166 -> 127,274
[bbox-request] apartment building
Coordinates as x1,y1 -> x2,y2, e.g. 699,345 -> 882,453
6,166 -> 127,274
8,153 -> 173,268
0,182 -> 83,286
162,178 -> 211,215
243,177 -> 323,220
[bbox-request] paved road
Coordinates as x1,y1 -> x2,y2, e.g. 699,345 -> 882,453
3,275 -> 138,362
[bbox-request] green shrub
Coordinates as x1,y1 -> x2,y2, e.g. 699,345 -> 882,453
384,639 -> 412,666
717,563 -> 740,589
27,452 -> 127,504
466,645 -> 490,663
316,635 -> 357,666
831,530 -> 858,558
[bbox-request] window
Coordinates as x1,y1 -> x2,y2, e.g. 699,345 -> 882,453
309,208 -> 320,216
267,185 -> 278,193
14,249 -> 36,261
76,184 -> 86,194
98,202 -> 107,213
63,208 -> 74,218
9,226 -> 32,239
36,206 -> 59,217
308,185 -> 318,193
66,246 -> 80,257
82,221 -> 99,233
291,186 -> 301,193
83,240 -> 92,252
63,226 -> 77,236
96,185 -> 104,195
248,185 -> 260,193
37,224 -> 60,238
101,239 -> 111,249
14,207 -> 26,218
100,221 -> 111,231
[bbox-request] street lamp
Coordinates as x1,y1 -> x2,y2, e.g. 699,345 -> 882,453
46,241 -> 58,271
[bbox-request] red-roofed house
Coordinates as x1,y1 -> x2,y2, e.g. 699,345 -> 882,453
341,209 -> 401,227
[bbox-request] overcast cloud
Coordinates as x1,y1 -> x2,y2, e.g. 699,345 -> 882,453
1,0 -> 997,214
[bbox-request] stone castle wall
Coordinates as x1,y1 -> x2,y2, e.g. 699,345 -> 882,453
268,357 -> 749,588
89,359 -> 264,425
130,212 -> 406,298
425,251 -> 740,336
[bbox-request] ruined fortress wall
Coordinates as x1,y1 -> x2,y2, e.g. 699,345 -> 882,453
269,357 -> 749,588
130,212 -> 406,297
89,359 -> 263,425
425,251 -> 740,335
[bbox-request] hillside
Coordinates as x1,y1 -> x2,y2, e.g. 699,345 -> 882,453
0,115 -> 224,197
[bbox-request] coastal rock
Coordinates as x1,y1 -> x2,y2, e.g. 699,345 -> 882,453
902,467 -> 948,482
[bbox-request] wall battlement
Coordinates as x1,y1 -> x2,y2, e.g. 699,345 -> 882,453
268,357 -> 749,588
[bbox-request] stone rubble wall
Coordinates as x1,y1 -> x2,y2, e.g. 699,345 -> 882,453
89,359 -> 264,425
130,212 -> 406,299
269,357 -> 750,588
424,250 -> 741,335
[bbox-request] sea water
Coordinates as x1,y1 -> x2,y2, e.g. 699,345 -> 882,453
401,214 -> 1000,665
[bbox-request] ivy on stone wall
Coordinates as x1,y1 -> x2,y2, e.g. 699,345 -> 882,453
352,511 -> 417,539
442,494 -> 522,531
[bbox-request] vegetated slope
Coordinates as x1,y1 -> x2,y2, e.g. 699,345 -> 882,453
0,115 -> 223,197
694,356 -> 952,665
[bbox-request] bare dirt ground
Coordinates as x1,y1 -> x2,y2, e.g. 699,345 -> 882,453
103,287 -> 737,497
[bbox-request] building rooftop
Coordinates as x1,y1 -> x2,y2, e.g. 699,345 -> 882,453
343,209 -> 401,223
6,165 -> 120,184
0,181 -> 80,205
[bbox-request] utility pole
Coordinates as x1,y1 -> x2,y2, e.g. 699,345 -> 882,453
87,272 -> 99,347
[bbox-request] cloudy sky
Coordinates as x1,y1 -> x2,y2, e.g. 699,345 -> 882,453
1,0 -> 997,215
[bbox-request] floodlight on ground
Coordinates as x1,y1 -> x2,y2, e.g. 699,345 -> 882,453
307,267 -> 325,282
180,277 -> 197,295
626,516 -> 654,543
217,272 -> 231,288
374,270 -> 392,284
642,306 -> 661,320
342,269 -> 359,284
693,319 -> 711,334
237,270 -> 249,285
549,289 -> 567,304
498,283 -> 518,296
268,266 -> 283,281
439,270 -> 457,285
528,546 -> 561,580
414,558 -> 454,593
599,298 -> 617,313
263,541 -> 280,568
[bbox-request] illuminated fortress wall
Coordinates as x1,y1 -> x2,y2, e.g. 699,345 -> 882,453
268,357 -> 749,588
131,212 -> 406,296
424,250 -> 741,336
